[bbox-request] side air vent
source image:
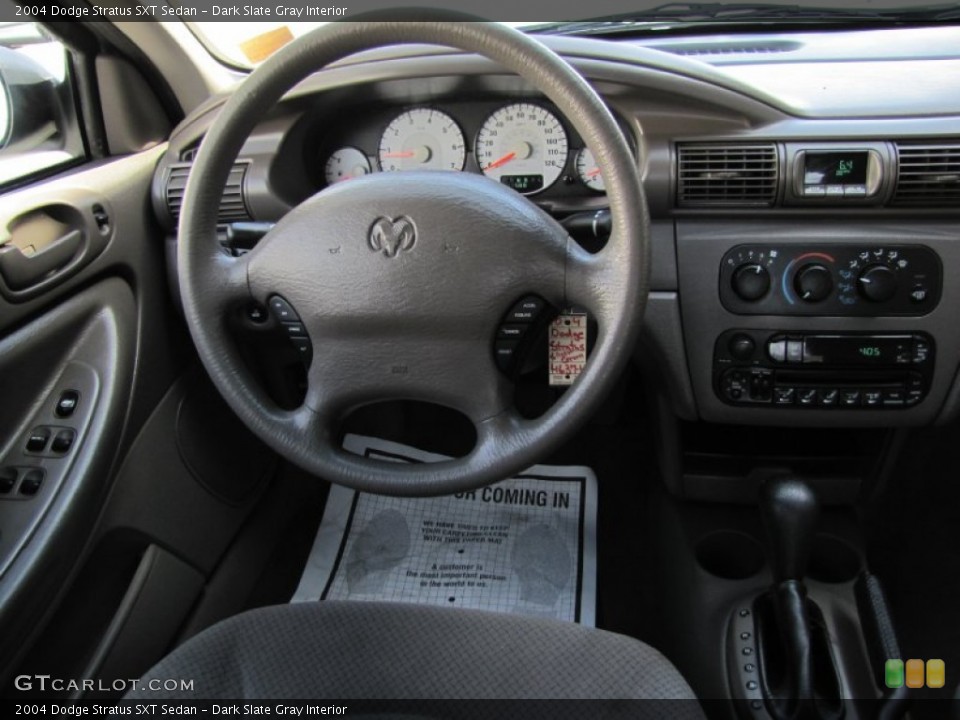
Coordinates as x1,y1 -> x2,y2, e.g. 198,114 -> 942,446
892,143 -> 960,206
164,161 -> 251,224
180,146 -> 199,162
677,143 -> 779,206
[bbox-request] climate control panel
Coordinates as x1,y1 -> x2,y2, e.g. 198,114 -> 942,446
720,244 -> 941,316
714,329 -> 935,410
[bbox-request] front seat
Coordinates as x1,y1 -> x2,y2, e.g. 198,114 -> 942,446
127,601 -> 705,714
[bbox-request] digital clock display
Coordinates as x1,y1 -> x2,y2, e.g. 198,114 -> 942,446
804,336 -> 911,365
501,175 -> 544,192
803,152 -> 869,186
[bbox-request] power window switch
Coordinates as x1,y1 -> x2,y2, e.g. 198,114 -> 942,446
51,429 -> 76,454
19,469 -> 43,496
26,429 -> 50,453
0,467 -> 17,494
55,390 -> 80,418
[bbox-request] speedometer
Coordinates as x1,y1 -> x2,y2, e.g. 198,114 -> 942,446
476,103 -> 569,194
378,108 -> 466,172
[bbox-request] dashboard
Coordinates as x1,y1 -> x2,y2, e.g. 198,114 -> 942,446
152,28 -> 960,430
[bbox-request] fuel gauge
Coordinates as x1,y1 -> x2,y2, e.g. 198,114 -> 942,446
324,147 -> 372,185
575,148 -> 605,192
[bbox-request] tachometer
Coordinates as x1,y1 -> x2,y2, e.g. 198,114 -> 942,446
324,147 -> 371,185
476,103 -> 568,194
378,108 -> 466,172
575,148 -> 605,192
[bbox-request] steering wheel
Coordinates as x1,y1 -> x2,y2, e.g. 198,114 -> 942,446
179,22 -> 650,496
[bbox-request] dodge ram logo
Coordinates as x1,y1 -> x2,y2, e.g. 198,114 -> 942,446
368,216 -> 416,258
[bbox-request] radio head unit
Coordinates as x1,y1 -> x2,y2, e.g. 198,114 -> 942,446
714,330 -> 934,409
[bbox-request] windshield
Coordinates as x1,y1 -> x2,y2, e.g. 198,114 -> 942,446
190,21 -> 543,68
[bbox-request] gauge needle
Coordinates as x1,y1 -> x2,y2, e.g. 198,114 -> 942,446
587,168 -> 601,177
485,151 -> 516,171
383,151 -> 416,158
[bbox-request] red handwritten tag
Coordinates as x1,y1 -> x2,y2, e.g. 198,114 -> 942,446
548,313 -> 588,386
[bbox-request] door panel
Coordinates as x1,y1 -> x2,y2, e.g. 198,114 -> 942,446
0,147 -> 192,680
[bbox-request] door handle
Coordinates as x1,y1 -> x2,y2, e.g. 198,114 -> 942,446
0,229 -> 83,291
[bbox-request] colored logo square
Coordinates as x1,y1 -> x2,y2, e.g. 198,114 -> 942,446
926,659 -> 945,689
885,659 -> 904,688
906,659 -> 925,688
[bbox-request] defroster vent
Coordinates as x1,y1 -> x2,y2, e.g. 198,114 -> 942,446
677,143 -> 779,207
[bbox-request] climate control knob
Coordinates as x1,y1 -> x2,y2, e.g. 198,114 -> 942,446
794,264 -> 833,303
731,264 -> 771,302
857,265 -> 898,303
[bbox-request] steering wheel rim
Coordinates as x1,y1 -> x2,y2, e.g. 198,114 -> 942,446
179,21 -> 650,496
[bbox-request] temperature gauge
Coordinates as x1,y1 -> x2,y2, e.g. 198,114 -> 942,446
575,148 -> 605,192
324,147 -> 371,185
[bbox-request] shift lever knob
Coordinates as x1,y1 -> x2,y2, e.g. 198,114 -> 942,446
759,476 -> 819,583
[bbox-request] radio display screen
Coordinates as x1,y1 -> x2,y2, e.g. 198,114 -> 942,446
803,152 -> 869,186
804,335 -> 912,365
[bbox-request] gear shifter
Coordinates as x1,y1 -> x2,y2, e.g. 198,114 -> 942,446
756,477 -> 824,720
760,476 -> 819,584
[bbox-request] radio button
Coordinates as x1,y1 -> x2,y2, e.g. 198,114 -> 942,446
804,185 -> 827,197
863,390 -> 883,407
786,340 -> 804,363
767,339 -> 787,363
819,389 -> 839,407
844,185 -> 867,197
826,185 -> 845,197
883,389 -> 906,406
841,390 -> 861,407
774,387 -> 796,405
749,371 -> 773,402
912,339 -> 931,364
907,390 -> 923,405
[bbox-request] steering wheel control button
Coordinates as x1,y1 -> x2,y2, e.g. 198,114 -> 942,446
266,295 -> 312,368
26,428 -> 51,453
290,338 -> 313,365
51,429 -> 76,454
282,322 -> 307,338
268,296 -> 300,322
19,469 -> 44,496
0,467 -> 16,494
494,341 -> 520,372
55,390 -> 79,418
246,303 -> 268,324
507,296 -> 546,323
498,324 -> 528,340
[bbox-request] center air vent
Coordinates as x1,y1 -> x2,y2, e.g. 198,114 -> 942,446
892,143 -> 960,206
677,144 -> 779,207
164,161 -> 251,225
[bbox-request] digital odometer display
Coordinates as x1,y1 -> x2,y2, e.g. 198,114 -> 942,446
501,175 -> 544,193
803,152 -> 869,186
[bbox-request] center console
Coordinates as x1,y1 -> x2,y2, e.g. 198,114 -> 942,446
675,220 -> 960,427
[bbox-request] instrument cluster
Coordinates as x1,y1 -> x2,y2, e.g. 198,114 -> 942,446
319,101 -> 608,198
